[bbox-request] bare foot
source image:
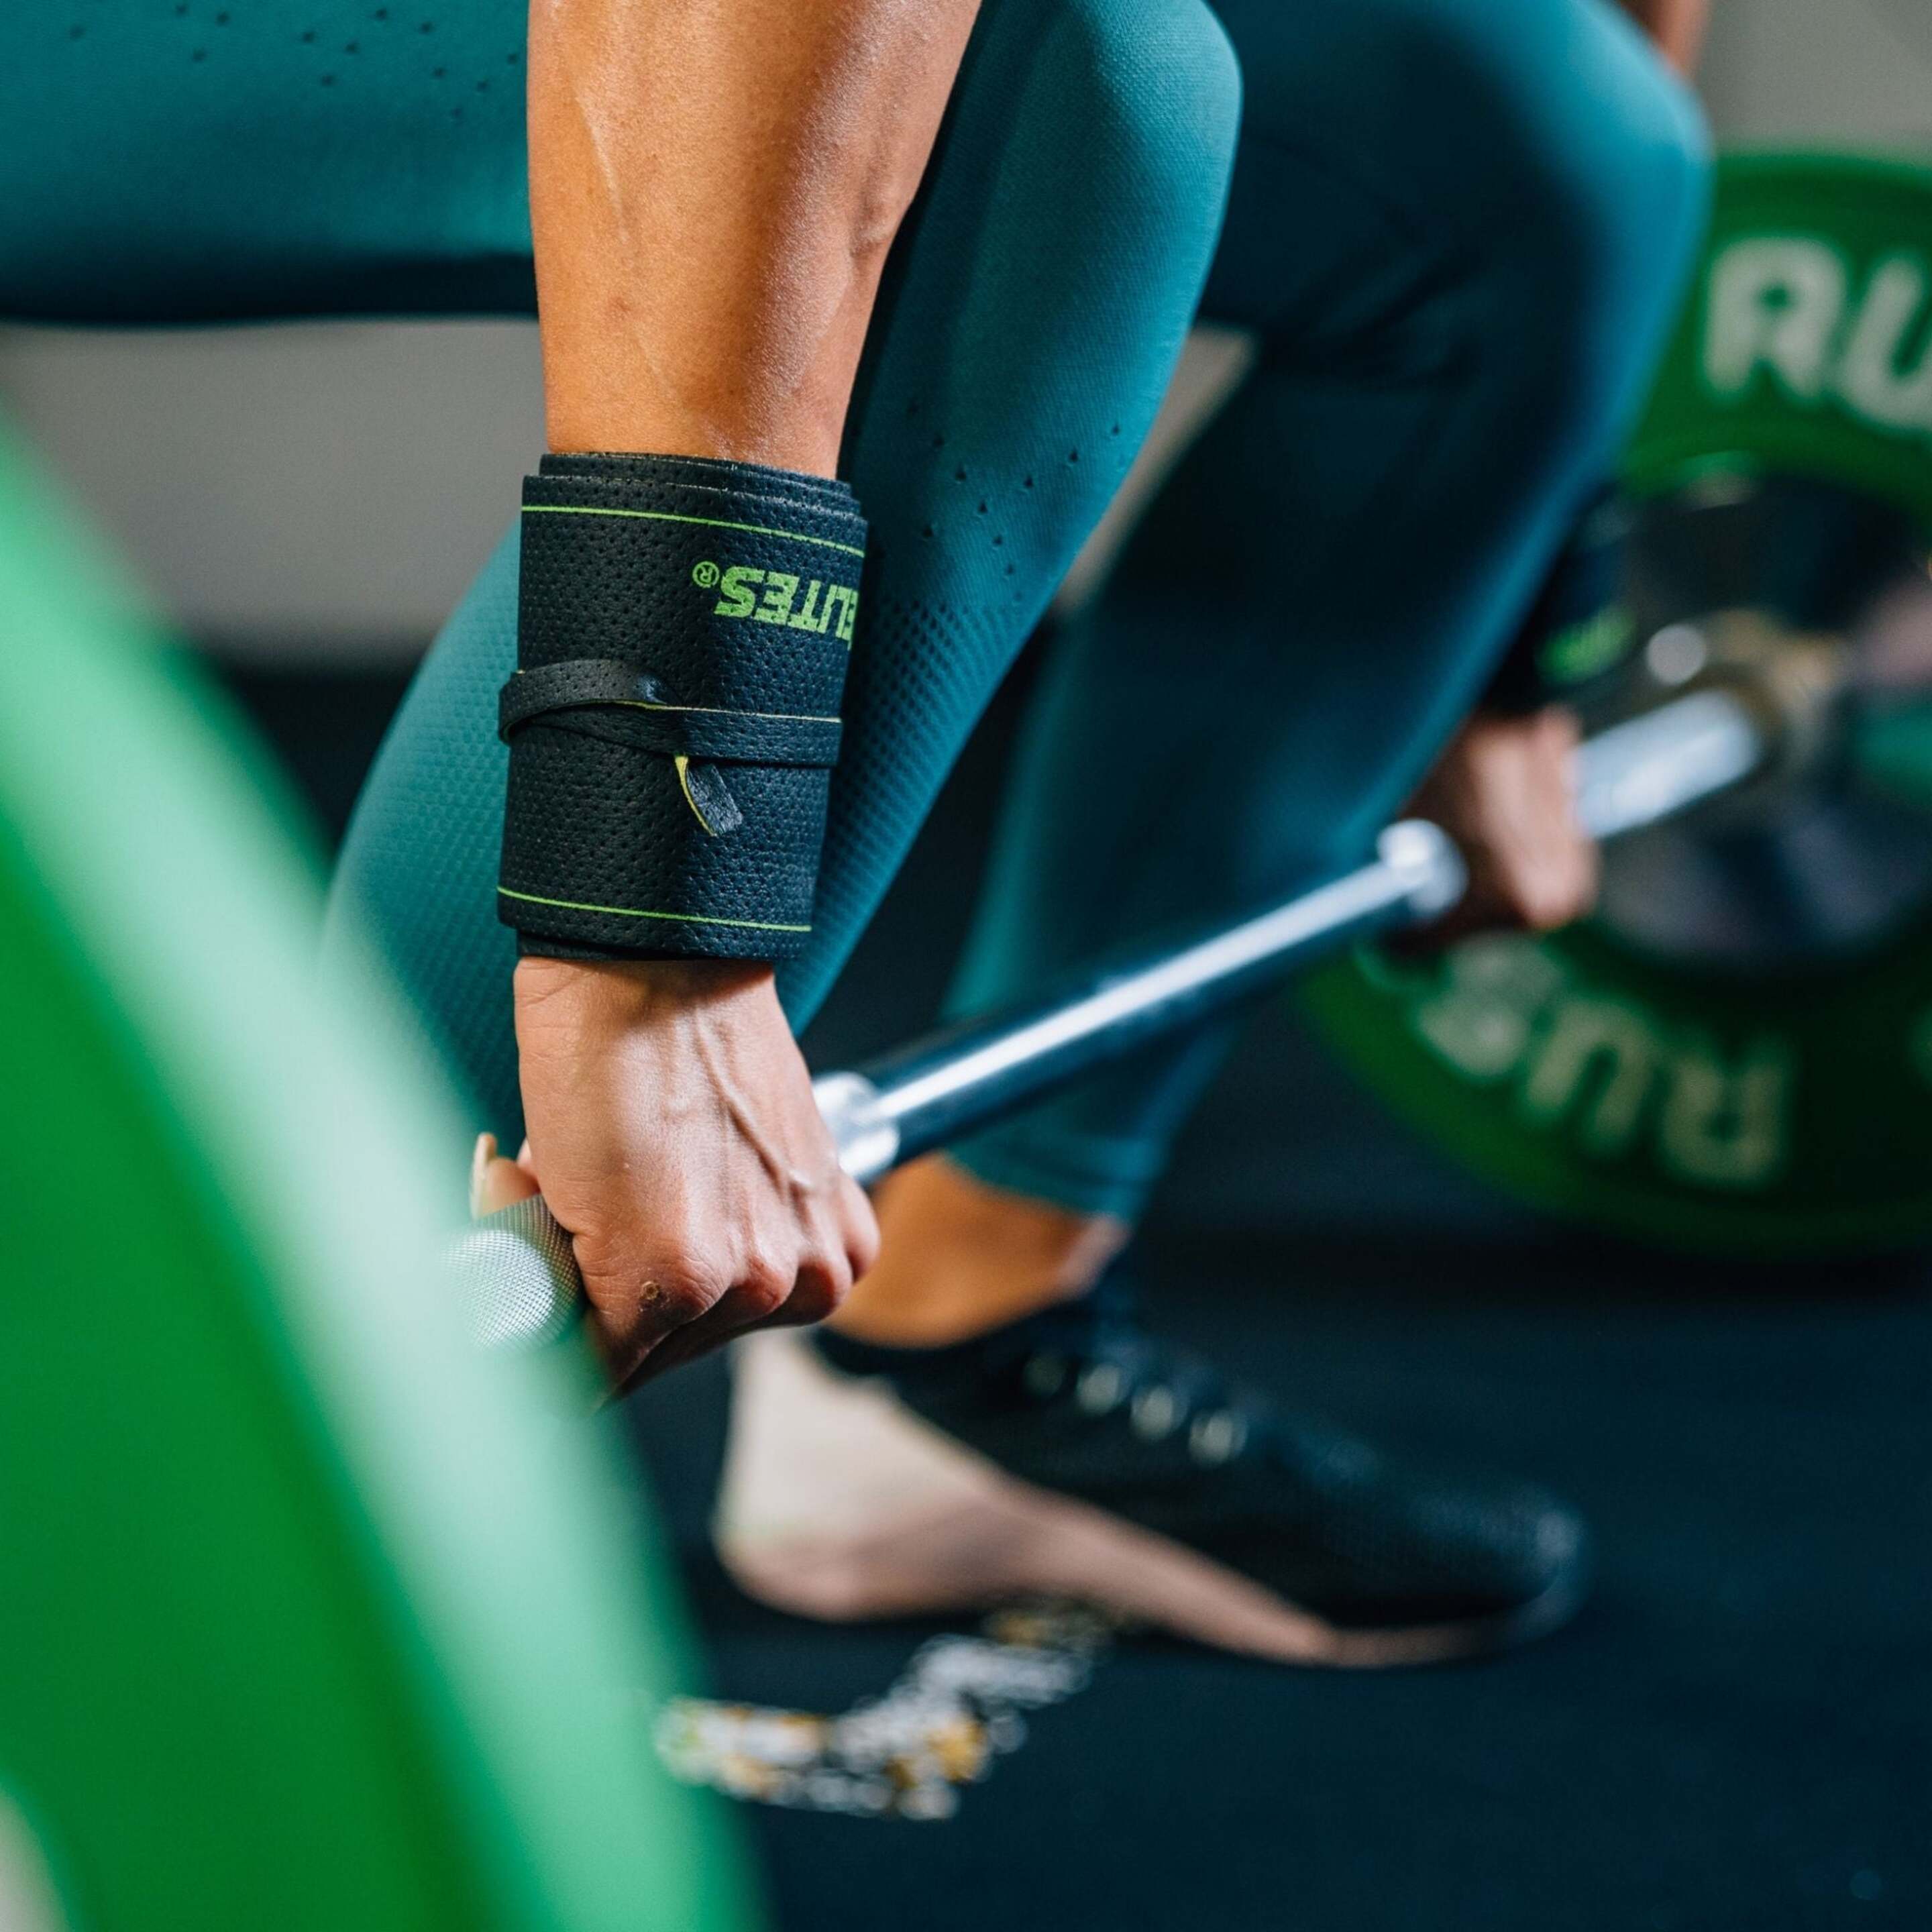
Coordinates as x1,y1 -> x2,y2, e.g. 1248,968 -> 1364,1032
832,1154 -> 1128,1348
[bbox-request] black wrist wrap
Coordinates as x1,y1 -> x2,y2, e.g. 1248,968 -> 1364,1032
1485,485 -> 1636,714
499,453 -> 867,959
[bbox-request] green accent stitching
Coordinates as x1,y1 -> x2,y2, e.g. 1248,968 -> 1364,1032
523,503 -> 865,559
498,887 -> 810,934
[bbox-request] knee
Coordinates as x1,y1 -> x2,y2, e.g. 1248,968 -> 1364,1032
1042,0 -> 1242,252
1549,40 -> 1713,315
1504,18 -> 1713,426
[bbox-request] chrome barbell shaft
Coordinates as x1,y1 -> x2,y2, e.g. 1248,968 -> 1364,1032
811,818 -> 1464,1186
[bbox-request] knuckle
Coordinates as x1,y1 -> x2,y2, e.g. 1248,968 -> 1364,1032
812,1251 -> 856,1316
785,1281 -> 841,1329
849,1220 -> 881,1281
776,1258 -> 849,1330
820,1263 -> 855,1318
643,1260 -> 727,1327
577,1209 -> 732,1332
842,1183 -> 881,1273
737,1257 -> 794,1320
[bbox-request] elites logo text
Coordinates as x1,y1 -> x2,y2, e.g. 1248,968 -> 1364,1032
695,561 -> 859,643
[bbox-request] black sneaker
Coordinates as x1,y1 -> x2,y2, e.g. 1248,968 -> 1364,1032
714,1292 -> 1589,1667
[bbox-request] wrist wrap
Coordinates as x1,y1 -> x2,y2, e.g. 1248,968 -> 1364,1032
1485,485 -> 1635,714
498,453 -> 866,959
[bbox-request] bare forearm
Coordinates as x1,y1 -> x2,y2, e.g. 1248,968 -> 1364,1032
528,0 -> 981,474
1613,0 -> 1711,72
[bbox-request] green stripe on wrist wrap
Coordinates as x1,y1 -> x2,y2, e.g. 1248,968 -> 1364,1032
499,453 -> 867,960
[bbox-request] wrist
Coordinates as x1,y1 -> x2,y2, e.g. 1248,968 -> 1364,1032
496,454 -> 863,961
515,951 -> 776,1012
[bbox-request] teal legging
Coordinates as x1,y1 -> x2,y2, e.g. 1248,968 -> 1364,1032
0,0 -> 1238,1132
0,0 -> 1703,1177
947,0 -> 1711,1218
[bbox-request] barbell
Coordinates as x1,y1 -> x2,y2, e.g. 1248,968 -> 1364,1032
458,677 -> 1788,1350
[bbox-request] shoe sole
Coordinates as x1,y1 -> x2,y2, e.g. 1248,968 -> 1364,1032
714,1332 -> 1585,1670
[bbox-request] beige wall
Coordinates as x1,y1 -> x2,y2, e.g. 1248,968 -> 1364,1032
0,319 -> 543,661
1702,0 -> 1932,152
2,0 -> 1927,665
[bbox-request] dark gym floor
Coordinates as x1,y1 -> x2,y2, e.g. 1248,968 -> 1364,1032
225,649 -> 1931,1932
635,1236 -> 1929,1932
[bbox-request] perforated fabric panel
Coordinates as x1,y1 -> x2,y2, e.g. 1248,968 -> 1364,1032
0,6 -> 535,321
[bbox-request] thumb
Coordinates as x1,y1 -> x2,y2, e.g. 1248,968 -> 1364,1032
470,1132 -> 544,1218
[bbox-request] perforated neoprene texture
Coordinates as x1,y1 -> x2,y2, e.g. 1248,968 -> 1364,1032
503,454 -> 865,959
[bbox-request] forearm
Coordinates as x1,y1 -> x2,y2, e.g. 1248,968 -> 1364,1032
514,0 -> 981,969
511,5 -> 975,1375
1612,0 -> 1710,72
529,0 -> 982,474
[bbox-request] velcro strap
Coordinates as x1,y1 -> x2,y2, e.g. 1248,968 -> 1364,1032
498,659 -> 843,765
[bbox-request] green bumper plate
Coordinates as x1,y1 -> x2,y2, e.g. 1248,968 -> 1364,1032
1303,154 -> 1932,1256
